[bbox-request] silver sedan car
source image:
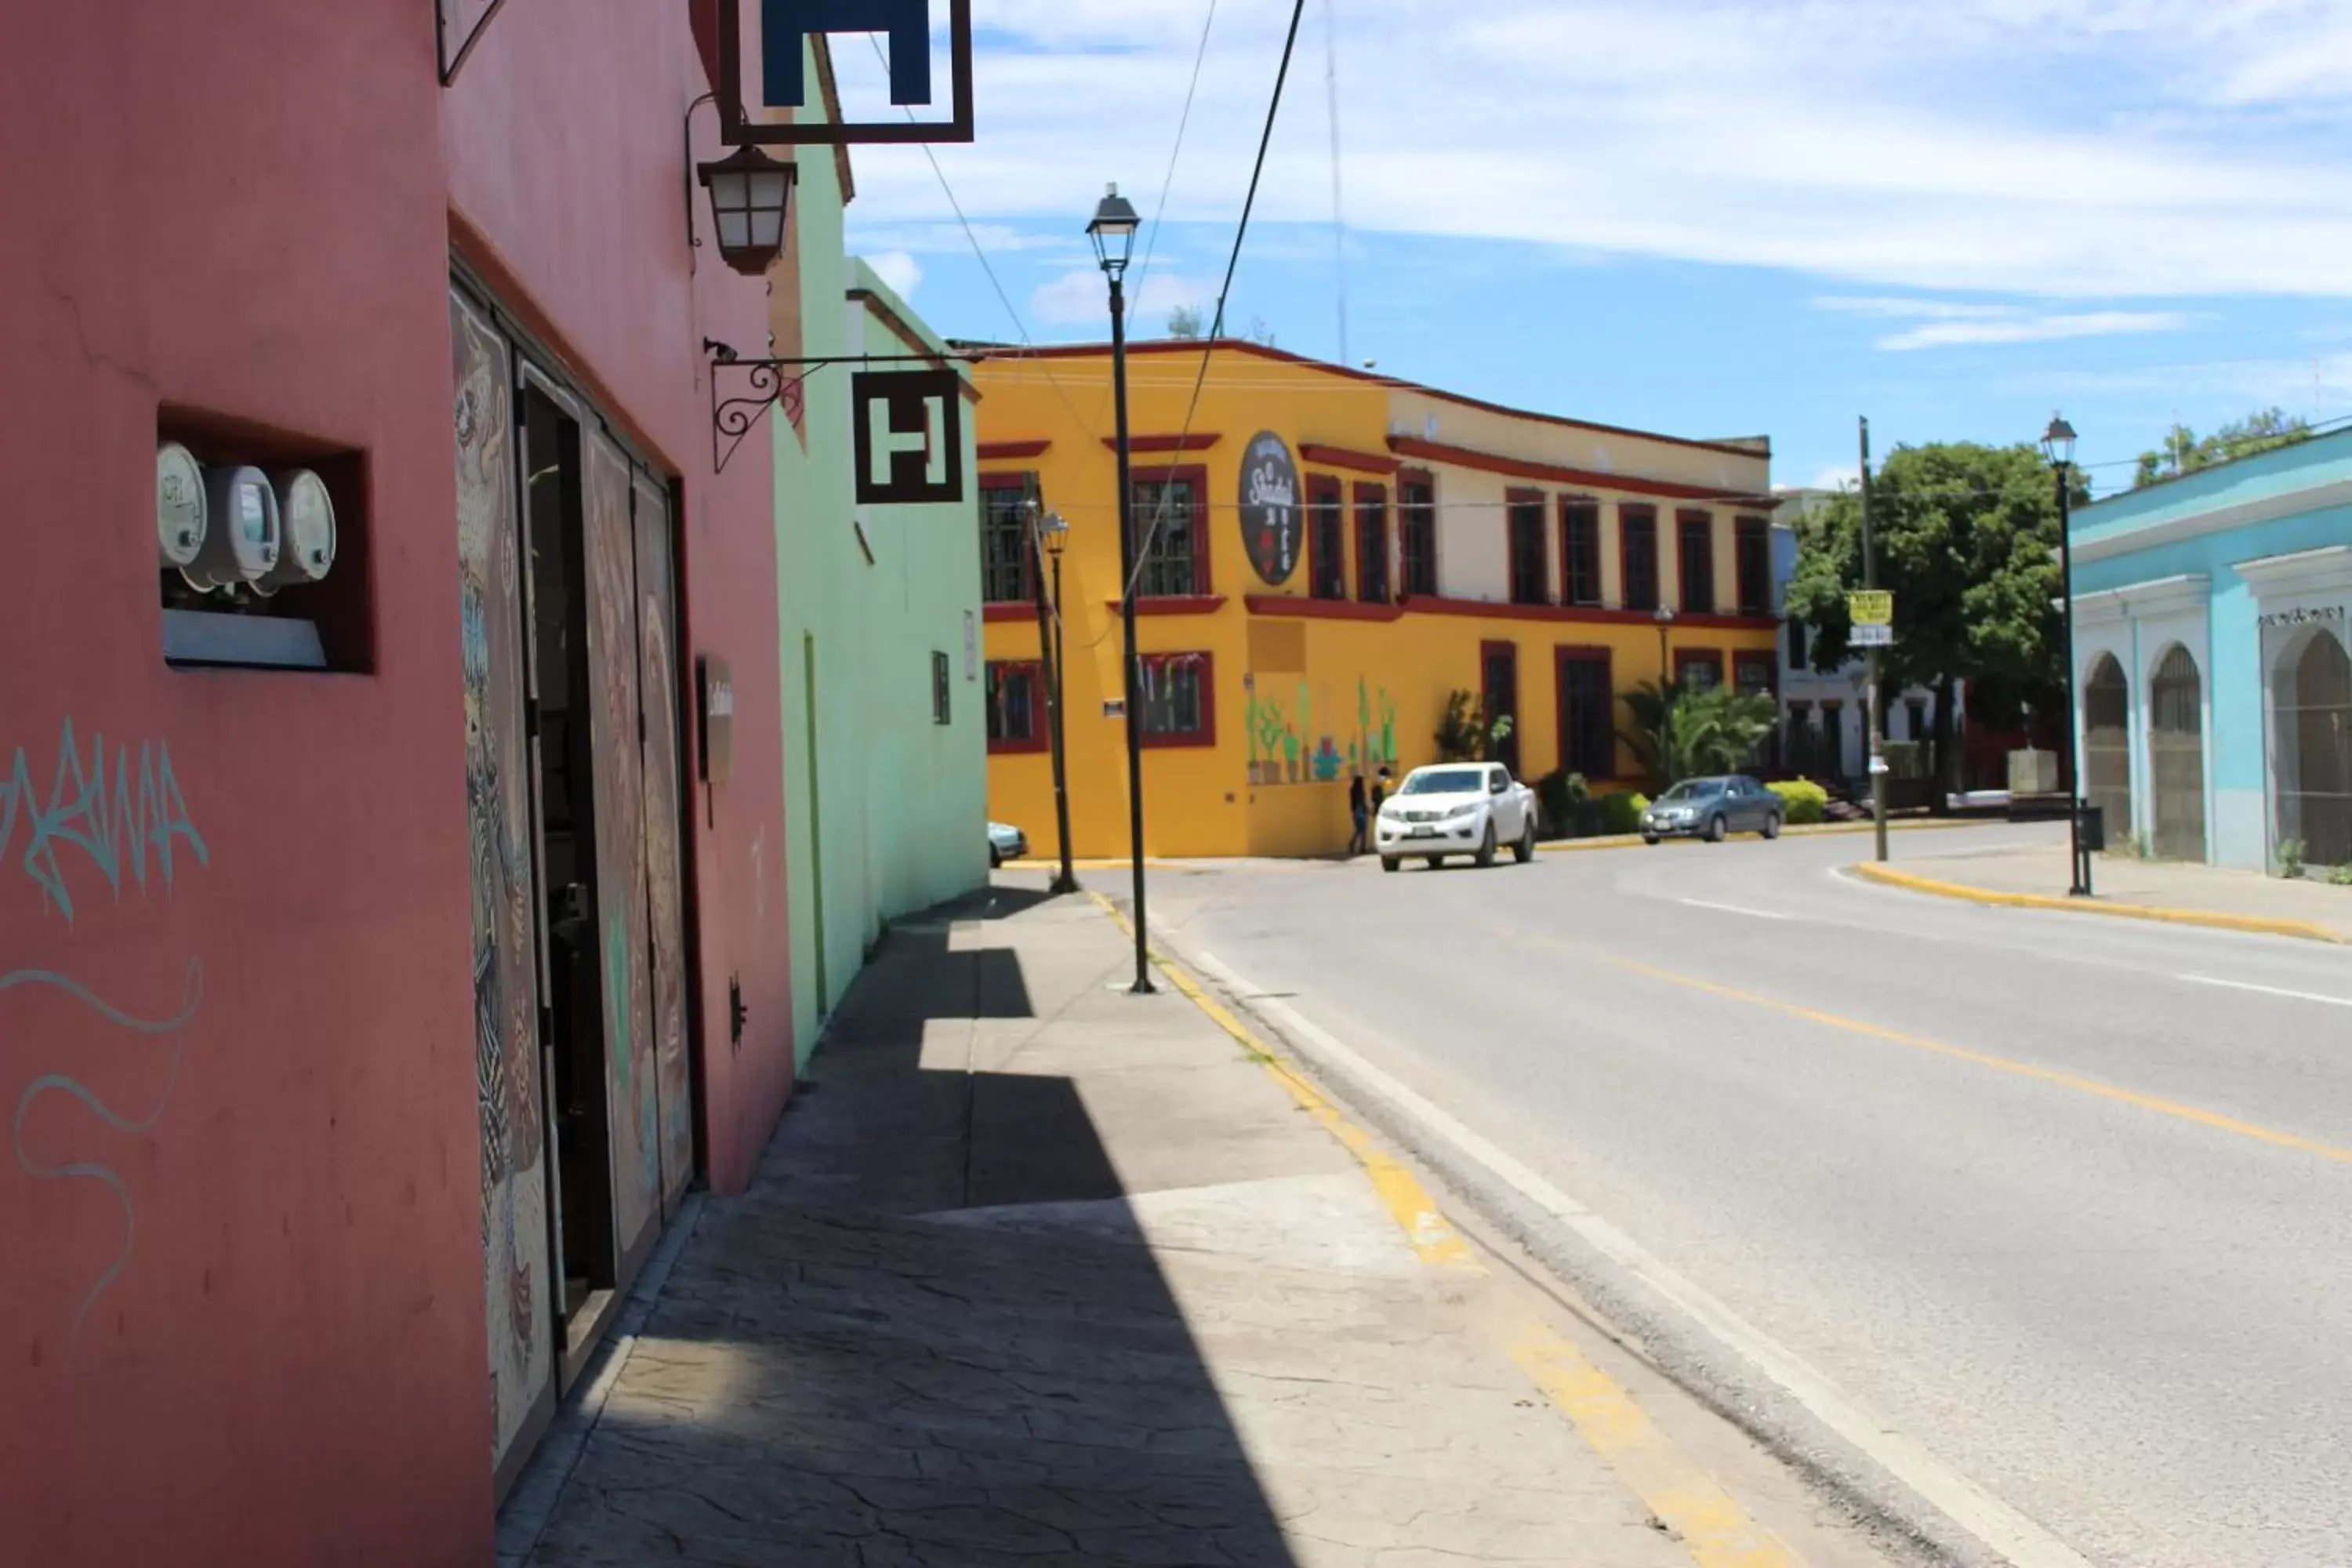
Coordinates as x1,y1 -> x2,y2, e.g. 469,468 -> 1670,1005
1641,775 -> 1783,844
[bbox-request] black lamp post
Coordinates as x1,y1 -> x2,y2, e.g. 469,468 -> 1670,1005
1030,503 -> 1080,896
697,144 -> 796,276
1653,602 -> 1676,681
2042,413 -> 2092,898
1090,183 -> 1152,993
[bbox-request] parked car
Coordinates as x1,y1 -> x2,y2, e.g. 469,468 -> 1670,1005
988,821 -> 1028,868
1641,775 -> 1782,844
1375,762 -> 1538,872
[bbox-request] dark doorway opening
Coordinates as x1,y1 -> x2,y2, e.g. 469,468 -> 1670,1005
1481,641 -> 1521,776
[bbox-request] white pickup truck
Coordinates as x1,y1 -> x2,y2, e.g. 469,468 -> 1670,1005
1374,762 -> 1540,872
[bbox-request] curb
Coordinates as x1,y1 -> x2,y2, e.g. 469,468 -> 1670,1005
1849,860 -> 2347,945
1537,816 -> 1976,855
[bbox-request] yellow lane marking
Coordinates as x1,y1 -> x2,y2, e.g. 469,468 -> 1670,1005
1086,891 -> 1802,1568
1523,935 -> 2352,1167
1508,1320 -> 1805,1568
1852,860 -> 2346,945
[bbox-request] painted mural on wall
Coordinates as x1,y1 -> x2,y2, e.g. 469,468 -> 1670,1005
583,432 -> 661,1253
1246,676 -> 1399,785
451,292 -> 553,1468
631,475 -> 694,1208
3,720 -> 209,1344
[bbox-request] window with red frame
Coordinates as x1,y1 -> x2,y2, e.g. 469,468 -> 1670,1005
1677,510 -> 1716,615
1308,476 -> 1347,600
1735,515 -> 1772,616
1557,649 -> 1614,779
978,478 -> 1036,604
1508,492 -> 1548,605
1138,652 -> 1214,745
1675,648 -> 1724,693
1621,504 -> 1659,612
985,661 -> 1045,752
1561,501 -> 1602,606
1734,652 -> 1774,698
1355,483 -> 1390,603
1130,471 -> 1207,597
1399,474 -> 1437,597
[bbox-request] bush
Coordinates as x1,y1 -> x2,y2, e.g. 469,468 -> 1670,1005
1766,779 -> 1828,826
1598,789 -> 1650,836
2328,862 -> 2352,887
2278,838 -> 2308,880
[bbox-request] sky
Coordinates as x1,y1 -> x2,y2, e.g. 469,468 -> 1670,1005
829,0 -> 2352,497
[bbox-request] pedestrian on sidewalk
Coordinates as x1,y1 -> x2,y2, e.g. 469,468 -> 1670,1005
1348,771 -> 1370,857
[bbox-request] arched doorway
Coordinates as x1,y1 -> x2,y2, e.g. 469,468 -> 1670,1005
2084,653 -> 2132,846
2278,631 -> 2352,868
2148,644 -> 2206,861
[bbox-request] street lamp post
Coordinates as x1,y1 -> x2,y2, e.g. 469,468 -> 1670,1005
1030,504 -> 1079,896
1653,604 -> 1675,782
2043,414 -> 2092,898
1090,183 -> 1153,994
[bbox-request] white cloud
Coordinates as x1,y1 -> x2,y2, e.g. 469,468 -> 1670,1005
1876,310 -> 2190,350
1809,465 -> 1862,492
862,250 -> 924,301
1028,267 -> 1214,330
837,0 -> 2352,299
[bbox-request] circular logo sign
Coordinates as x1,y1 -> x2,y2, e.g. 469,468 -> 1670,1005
1239,431 -> 1302,586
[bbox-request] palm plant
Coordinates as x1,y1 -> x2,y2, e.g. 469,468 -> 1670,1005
1619,681 -> 1778,791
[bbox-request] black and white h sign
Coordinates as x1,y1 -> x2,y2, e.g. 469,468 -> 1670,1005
851,370 -> 964,506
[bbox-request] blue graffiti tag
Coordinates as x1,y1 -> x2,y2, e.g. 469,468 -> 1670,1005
0,719 -> 209,922
6,960 -> 204,1341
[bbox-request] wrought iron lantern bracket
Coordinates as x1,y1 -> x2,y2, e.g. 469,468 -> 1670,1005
437,0 -> 514,87
707,346 -> 981,475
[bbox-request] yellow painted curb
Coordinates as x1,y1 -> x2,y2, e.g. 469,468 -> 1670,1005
1081,889 -> 1803,1568
1850,860 -> 2347,945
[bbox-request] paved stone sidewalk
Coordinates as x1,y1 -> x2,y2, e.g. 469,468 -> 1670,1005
1888,839 -> 2352,940
514,885 -> 1702,1567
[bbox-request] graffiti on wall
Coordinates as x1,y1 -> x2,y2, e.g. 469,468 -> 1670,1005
583,433 -> 661,1247
1245,677 -> 1399,786
2,717 -> 209,1344
452,292 -> 554,1469
0,720 -> 209,921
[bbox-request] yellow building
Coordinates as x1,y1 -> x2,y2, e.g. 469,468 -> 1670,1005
972,339 -> 1779,859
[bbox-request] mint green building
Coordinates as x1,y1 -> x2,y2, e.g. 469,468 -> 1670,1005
772,54 -> 988,1054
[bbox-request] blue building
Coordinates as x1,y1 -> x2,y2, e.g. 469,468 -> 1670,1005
2068,430 -> 2352,870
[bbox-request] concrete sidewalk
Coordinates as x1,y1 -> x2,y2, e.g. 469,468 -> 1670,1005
508,884 -> 1802,1567
1865,840 -> 2352,942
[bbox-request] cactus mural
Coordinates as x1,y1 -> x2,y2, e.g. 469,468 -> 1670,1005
1244,674 -> 1401,786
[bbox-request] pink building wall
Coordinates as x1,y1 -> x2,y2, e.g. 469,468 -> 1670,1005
0,2 -> 792,1561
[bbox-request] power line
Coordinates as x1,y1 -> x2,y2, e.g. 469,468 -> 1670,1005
1131,0 -> 1219,326
1323,0 -> 1348,366
1120,0 -> 1312,612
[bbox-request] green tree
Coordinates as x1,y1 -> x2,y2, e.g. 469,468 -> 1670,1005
1784,441 -> 2081,789
1615,681 -> 1777,791
1166,304 -> 1204,339
2133,408 -> 2312,487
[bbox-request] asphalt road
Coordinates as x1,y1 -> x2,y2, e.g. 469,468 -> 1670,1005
1131,823 -> 2352,1568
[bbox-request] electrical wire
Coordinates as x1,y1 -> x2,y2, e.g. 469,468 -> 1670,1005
1130,0 -> 1220,325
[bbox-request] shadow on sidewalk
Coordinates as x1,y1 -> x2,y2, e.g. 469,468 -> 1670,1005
529,886 -> 1302,1566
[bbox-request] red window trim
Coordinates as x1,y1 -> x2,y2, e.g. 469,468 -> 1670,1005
1242,593 -> 1403,622
1130,463 -> 1213,597
1396,466 -> 1439,597
1299,441 -> 1399,475
1506,486 -> 1549,606
985,659 -> 1049,755
1391,595 -> 1773,630
1104,433 -> 1221,454
1306,473 -> 1348,601
1138,649 -> 1218,749
978,438 -> 1052,460
1618,503 -> 1660,612
1555,644 -> 1617,781
978,471 -> 1038,605
1353,481 -> 1390,604
1479,639 -> 1522,771
1100,594 -> 1227,617
982,602 -> 1033,624
1733,514 -> 1773,615
1676,508 -> 1716,614
1674,646 -> 1726,690
1559,497 -> 1602,607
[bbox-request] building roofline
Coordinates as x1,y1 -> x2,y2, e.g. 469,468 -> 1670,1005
967,338 -> 1770,462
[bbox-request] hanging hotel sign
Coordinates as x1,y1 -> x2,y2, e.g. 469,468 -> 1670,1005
851,369 -> 963,506
1240,430 -> 1302,586
717,0 -> 976,147
1848,590 -> 1894,626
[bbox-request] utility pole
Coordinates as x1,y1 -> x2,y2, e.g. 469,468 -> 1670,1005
1860,417 -> 1889,863
1108,266 -> 1154,993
